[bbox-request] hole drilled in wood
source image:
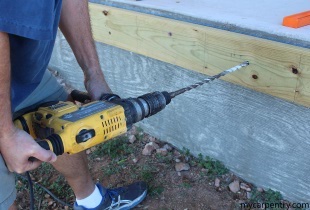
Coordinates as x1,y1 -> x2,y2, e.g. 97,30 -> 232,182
252,75 -> 258,79
292,67 -> 299,74
102,10 -> 109,16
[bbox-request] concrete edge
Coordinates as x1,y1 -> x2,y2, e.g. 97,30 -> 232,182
89,0 -> 310,49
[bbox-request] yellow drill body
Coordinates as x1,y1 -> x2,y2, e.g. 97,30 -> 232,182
14,101 -> 127,155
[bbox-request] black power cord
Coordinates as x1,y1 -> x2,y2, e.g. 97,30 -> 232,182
26,172 -> 35,210
16,172 -> 72,209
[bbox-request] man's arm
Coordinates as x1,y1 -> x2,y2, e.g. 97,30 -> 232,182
59,0 -> 112,100
0,32 -> 56,173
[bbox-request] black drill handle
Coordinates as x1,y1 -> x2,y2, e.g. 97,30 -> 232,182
28,140 -> 51,162
70,90 -> 120,103
70,90 -> 91,103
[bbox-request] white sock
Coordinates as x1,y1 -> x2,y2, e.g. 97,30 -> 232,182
76,185 -> 103,208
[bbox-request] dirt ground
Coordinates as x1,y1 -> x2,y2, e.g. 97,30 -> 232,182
15,125 -> 292,210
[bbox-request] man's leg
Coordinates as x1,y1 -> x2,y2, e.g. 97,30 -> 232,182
8,203 -> 17,210
0,155 -> 16,210
51,153 -> 95,199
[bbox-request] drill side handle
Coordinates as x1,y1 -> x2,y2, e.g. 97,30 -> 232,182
70,90 -> 120,103
70,90 -> 90,103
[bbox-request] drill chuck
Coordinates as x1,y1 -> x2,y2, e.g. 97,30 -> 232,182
111,91 -> 171,128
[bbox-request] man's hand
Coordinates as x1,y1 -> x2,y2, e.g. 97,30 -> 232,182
0,127 -> 57,173
84,69 -> 112,100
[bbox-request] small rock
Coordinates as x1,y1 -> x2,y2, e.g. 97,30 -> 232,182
48,201 -> 54,206
142,142 -> 159,155
44,194 -> 50,199
86,149 -> 91,155
229,180 -> 240,193
215,178 -> 220,188
246,192 -> 252,199
201,168 -> 209,173
90,147 -> 96,152
175,162 -> 190,172
240,183 -> 251,191
156,148 -> 168,156
177,172 -> 182,176
129,126 -> 137,135
257,187 -> 264,192
132,158 -> 138,163
175,158 -> 181,163
95,158 -> 101,161
173,150 -> 181,157
151,142 -> 160,149
163,144 -> 173,151
148,136 -> 156,142
128,135 -> 136,144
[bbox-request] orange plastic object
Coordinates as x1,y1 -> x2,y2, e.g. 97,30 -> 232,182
282,11 -> 310,28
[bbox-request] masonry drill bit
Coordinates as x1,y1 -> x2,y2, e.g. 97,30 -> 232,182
169,61 -> 249,98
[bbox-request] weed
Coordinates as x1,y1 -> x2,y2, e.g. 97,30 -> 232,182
181,147 -> 191,157
140,165 -> 155,183
135,127 -> 144,141
180,182 -> 192,188
148,185 -> 165,197
197,153 -> 228,176
250,188 -> 283,210
155,153 -> 173,164
141,170 -> 154,183
133,164 -> 165,197
91,135 -> 133,159
103,159 -> 126,176
136,126 -> 144,133
49,175 -> 73,199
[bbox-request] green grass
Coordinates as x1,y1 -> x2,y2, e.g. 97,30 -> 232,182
90,135 -> 133,159
180,182 -> 192,188
135,127 -> 144,141
250,188 -> 284,210
148,185 -> 165,196
197,153 -> 229,176
155,153 -> 173,164
181,147 -> 191,157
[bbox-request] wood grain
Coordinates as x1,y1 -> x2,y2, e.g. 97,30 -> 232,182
89,3 -> 310,107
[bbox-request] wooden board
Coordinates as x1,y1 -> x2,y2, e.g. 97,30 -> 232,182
89,3 -> 310,107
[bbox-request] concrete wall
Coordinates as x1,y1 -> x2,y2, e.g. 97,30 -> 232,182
49,32 -> 310,203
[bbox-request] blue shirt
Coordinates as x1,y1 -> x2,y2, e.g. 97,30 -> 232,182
0,0 -> 62,110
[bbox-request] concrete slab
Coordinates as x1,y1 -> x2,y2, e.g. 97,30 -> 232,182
91,0 -> 310,48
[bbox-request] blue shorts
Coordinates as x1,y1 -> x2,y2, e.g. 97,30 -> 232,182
0,70 -> 68,209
